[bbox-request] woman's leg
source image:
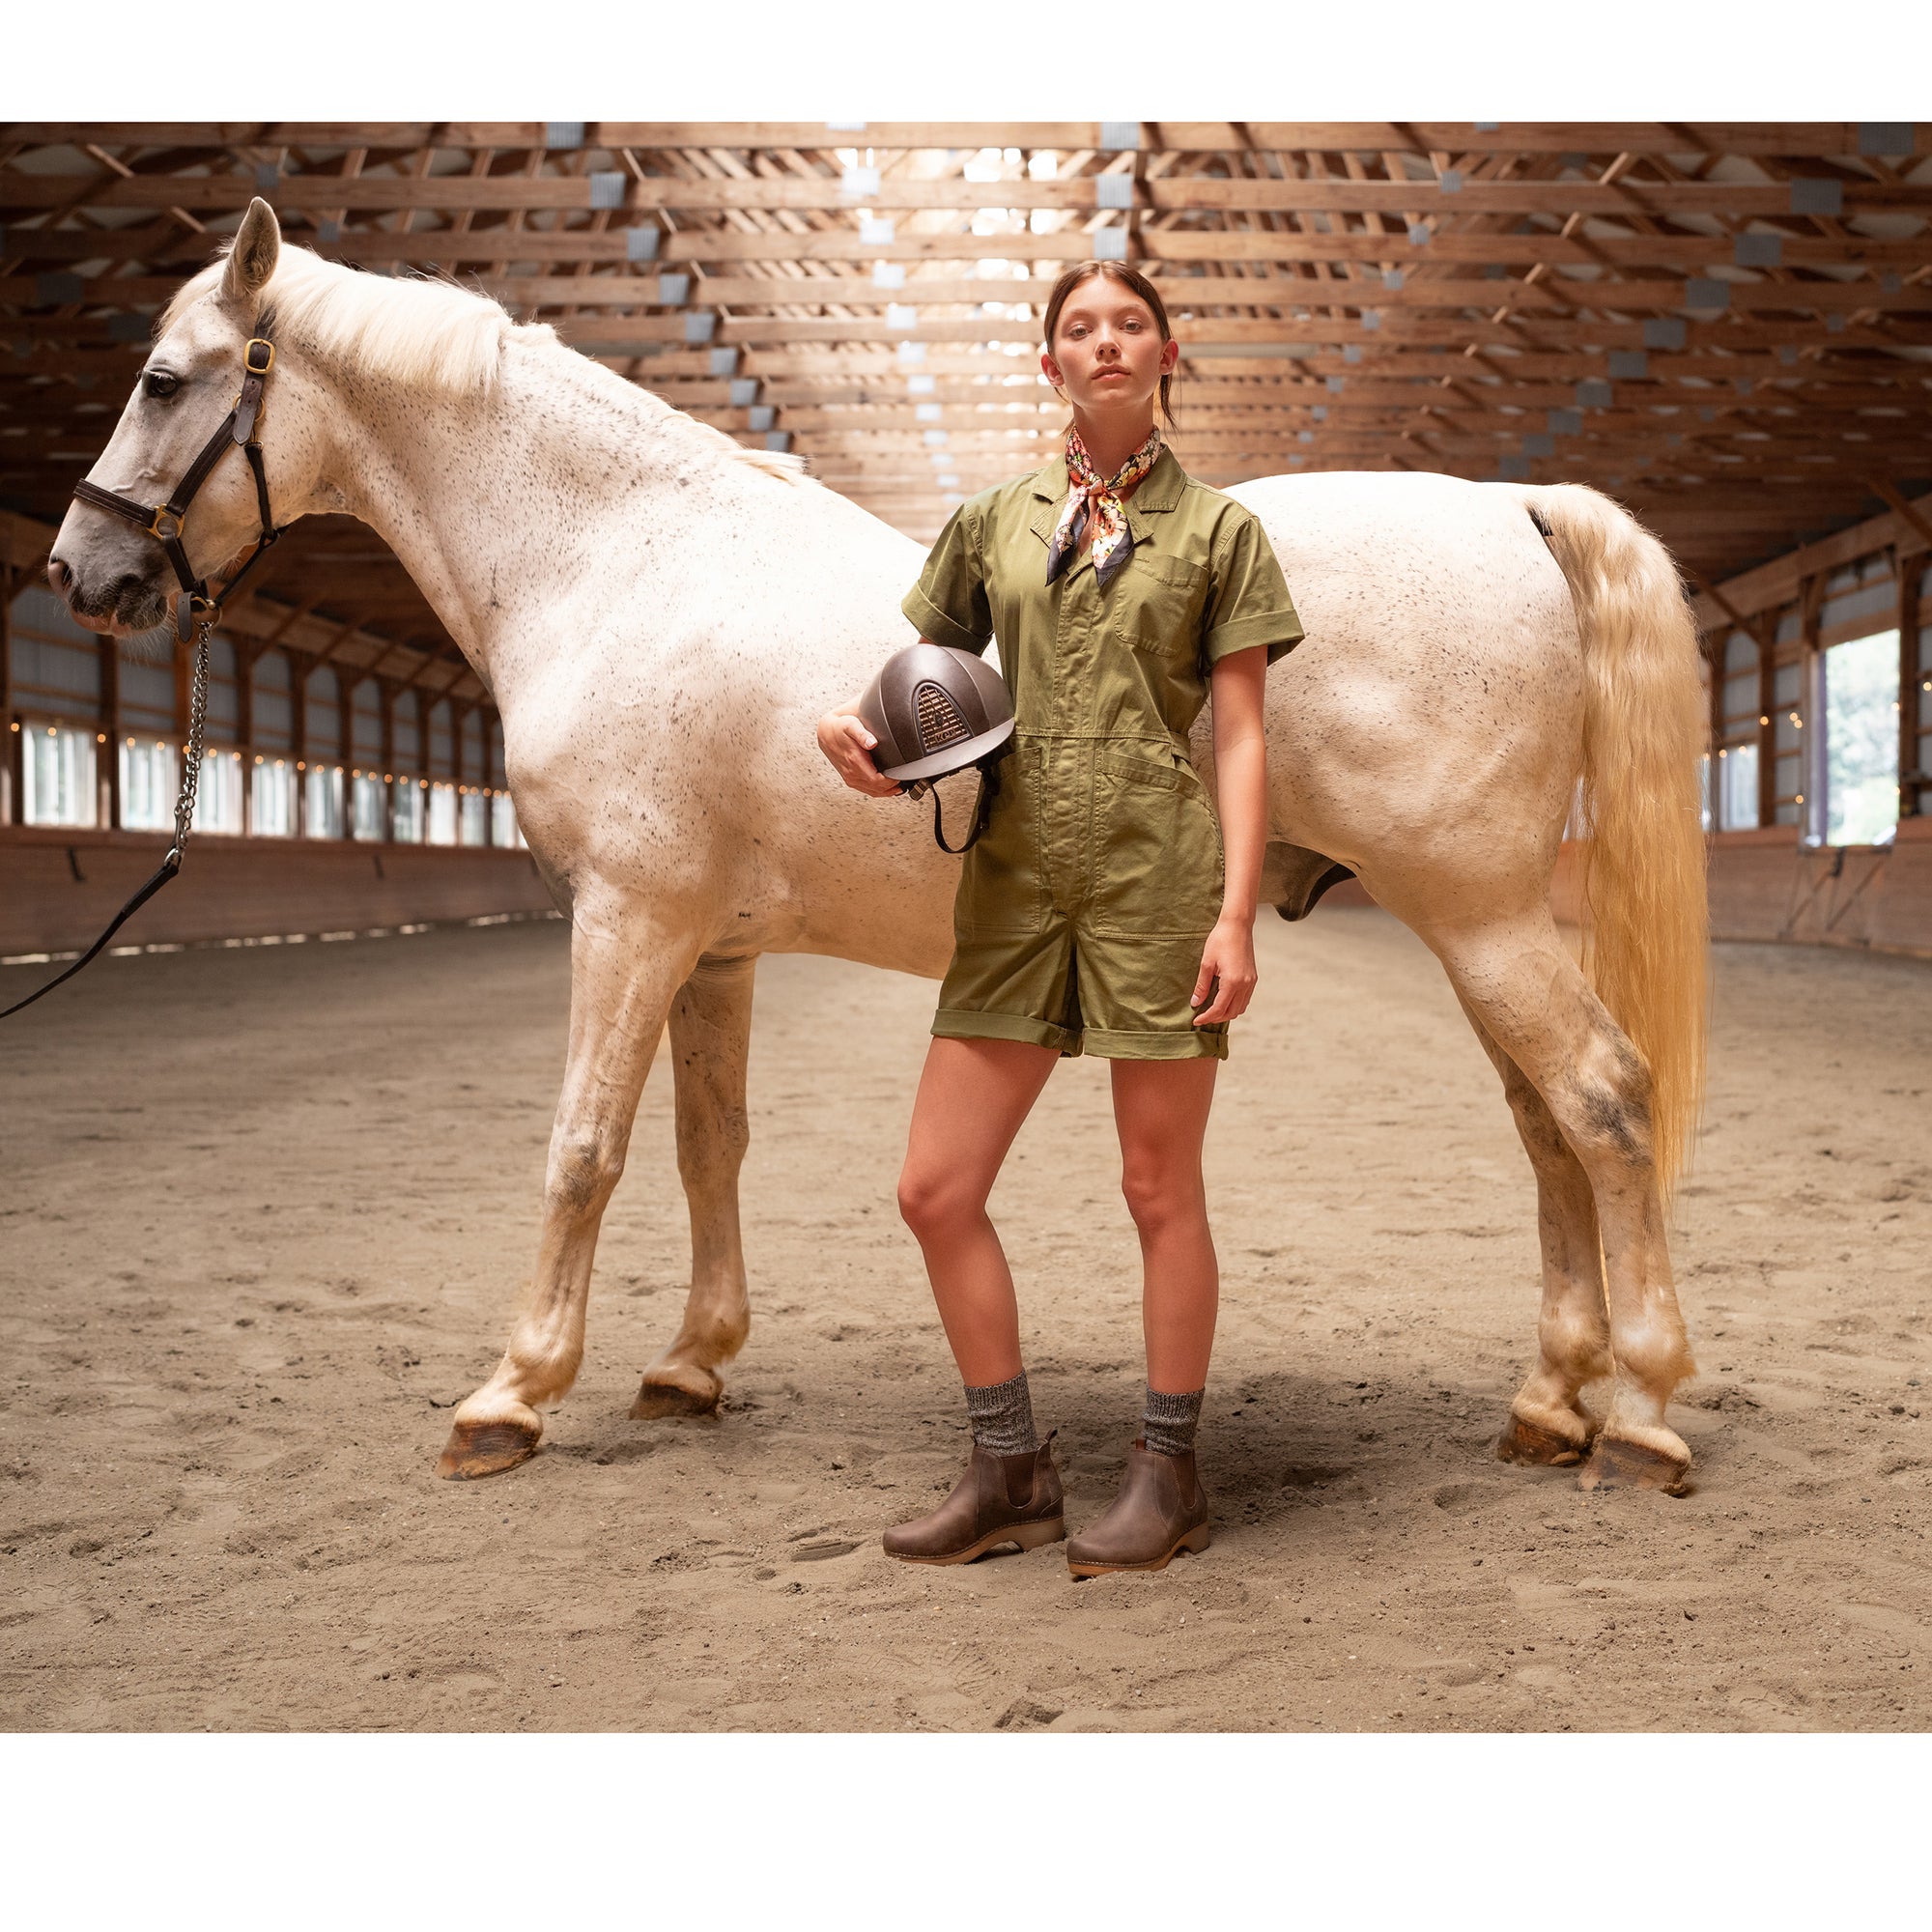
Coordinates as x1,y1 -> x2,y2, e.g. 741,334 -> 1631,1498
1111,1056 -> 1220,1392
896,1036 -> 1060,1385
1064,1056 -> 1220,1576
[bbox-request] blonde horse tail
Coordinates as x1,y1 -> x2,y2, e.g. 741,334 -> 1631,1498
1520,482 -> 1709,1196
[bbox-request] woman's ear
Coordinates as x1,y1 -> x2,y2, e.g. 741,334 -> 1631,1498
1039,347 -> 1065,398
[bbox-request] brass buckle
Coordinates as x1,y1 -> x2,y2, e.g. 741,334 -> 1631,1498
147,506 -> 184,543
244,338 -> 274,376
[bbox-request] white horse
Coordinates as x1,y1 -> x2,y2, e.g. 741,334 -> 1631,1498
49,202 -> 1709,1494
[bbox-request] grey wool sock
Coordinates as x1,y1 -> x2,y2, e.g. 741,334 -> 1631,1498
1143,1386 -> 1205,1459
964,1371 -> 1039,1457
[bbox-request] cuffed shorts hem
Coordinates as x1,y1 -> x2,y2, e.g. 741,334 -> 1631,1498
1079,1024 -> 1228,1062
930,1007 -> 1081,1054
930,1009 -> 1228,1062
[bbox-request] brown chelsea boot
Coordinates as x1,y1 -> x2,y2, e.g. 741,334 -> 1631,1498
1065,1438 -> 1211,1577
882,1434 -> 1065,1565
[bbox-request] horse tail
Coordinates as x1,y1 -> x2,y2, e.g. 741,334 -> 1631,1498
1521,482 -> 1709,1195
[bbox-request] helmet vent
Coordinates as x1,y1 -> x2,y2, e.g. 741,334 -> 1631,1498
913,680 -> 971,751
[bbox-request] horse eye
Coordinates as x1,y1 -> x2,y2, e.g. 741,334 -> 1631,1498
142,370 -> 180,401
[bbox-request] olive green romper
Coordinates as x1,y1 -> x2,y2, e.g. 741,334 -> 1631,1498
901,444 -> 1304,1061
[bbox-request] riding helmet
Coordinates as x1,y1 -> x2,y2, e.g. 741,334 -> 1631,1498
856,641 -> 1014,785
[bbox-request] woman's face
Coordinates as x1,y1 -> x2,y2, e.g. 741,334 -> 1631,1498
1041,278 -> 1178,420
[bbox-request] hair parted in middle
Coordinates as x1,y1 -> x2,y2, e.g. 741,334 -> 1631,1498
1040,260 -> 1179,433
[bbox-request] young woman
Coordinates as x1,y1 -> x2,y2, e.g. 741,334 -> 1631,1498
816,262 -> 1303,1576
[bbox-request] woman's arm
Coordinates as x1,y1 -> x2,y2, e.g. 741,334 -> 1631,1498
1189,643 -> 1268,1026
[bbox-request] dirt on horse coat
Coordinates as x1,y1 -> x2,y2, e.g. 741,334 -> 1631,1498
46,200 -> 1710,1497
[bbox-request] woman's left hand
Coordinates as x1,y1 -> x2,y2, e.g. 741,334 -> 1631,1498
1190,914 -> 1258,1026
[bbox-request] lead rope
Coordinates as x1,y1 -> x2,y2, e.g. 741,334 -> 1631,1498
1,619 -> 212,1021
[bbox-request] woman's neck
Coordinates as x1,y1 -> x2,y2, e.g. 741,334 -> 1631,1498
1070,407 -> 1157,480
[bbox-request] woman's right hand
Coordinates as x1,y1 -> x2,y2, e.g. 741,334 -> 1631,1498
817,696 -> 904,799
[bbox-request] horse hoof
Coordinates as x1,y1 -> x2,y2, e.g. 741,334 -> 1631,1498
1493,1413 -> 1589,1467
435,1417 -> 541,1480
1578,1434 -> 1690,1495
629,1375 -> 721,1421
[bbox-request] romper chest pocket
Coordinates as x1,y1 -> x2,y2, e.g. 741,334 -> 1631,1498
1110,549 -> 1210,665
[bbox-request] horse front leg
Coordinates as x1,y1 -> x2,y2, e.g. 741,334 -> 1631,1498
631,952 -> 757,1419
437,906 -> 702,1479
1458,996 -> 1614,1466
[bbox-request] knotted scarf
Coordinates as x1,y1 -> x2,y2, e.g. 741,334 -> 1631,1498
1044,425 -> 1161,590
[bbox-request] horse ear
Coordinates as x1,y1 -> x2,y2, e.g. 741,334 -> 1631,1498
222,198 -> 282,302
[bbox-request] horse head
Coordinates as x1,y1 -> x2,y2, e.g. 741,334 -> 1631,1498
48,198 -> 323,639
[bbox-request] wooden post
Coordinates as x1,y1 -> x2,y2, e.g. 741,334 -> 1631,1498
1801,574 -> 1826,843
99,635 -> 121,831
1902,554 -> 1923,820
378,677 -> 395,842
2,568 -> 19,827
237,642 -> 257,837
337,669 -> 355,838
290,648 -> 307,839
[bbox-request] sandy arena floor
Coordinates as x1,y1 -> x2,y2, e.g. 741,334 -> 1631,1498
2,907 -> 1928,1732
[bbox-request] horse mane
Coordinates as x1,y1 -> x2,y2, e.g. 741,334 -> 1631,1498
161,242 -> 813,487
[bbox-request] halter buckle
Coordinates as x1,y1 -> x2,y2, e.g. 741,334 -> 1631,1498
146,506 -> 185,544
243,338 -> 274,376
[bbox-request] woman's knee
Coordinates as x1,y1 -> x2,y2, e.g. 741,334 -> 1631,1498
897,1161 -> 987,1241
1120,1159 -> 1204,1238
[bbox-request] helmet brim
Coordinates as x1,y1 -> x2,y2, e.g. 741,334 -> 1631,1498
878,717 -> 1016,784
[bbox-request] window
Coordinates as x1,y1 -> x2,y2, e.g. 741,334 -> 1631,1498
251,757 -> 297,837
1824,630 -> 1899,846
21,723 -> 98,826
304,764 -> 344,838
491,793 -> 521,848
192,749 -> 244,834
1718,743 -> 1759,832
351,772 -> 387,841
391,781 -> 424,843
459,789 -> 488,846
427,781 -> 458,846
119,738 -> 179,831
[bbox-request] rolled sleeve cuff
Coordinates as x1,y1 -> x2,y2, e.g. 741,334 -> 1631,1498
901,584 -> 988,656
1205,609 -> 1305,666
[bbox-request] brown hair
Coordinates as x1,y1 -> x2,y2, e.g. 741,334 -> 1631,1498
1040,260 -> 1179,431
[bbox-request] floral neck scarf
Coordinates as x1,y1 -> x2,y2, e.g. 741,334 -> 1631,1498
1044,425 -> 1161,589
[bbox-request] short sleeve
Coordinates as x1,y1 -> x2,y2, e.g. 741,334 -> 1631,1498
901,501 -> 993,655
1203,512 -> 1304,667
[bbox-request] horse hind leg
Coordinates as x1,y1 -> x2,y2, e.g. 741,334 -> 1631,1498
437,907 -> 700,1479
631,952 -> 757,1420
1456,995 -> 1612,1467
1441,919 -> 1696,1493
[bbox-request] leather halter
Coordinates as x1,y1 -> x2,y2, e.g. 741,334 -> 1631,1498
71,333 -> 280,642
1,333 -> 280,1022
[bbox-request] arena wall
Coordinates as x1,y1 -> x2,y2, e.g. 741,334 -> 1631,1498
0,827 -> 556,957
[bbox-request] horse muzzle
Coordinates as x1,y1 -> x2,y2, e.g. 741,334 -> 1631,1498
46,546 -> 172,638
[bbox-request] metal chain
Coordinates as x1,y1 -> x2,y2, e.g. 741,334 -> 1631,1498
166,618 -> 213,868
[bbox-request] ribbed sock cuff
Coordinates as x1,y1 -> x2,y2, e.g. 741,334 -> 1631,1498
964,1370 -> 1038,1456
1143,1385 -> 1205,1458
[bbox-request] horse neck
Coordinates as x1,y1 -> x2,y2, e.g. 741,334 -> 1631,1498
312,337 -> 729,687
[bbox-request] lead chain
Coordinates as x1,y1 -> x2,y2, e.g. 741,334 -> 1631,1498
167,618 -> 213,868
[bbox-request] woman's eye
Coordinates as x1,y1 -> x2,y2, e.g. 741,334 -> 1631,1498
142,371 -> 180,401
